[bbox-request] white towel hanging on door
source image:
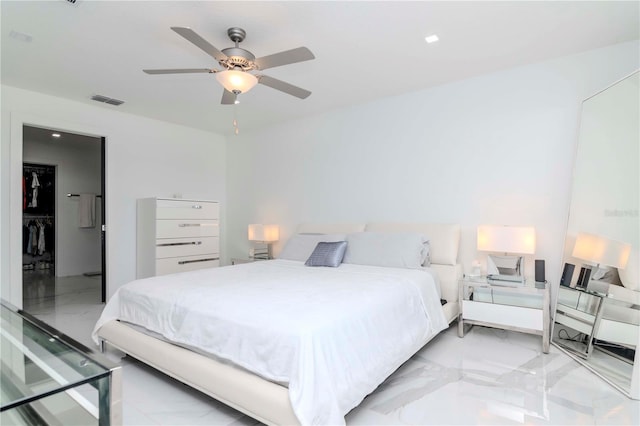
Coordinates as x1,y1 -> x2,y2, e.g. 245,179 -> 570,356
78,193 -> 96,228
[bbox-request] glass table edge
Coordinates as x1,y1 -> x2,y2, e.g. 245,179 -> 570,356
1,299 -> 120,411
1,299 -> 117,371
1,370 -> 112,412
461,276 -> 547,292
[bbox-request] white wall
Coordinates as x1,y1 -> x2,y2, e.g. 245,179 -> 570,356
226,41 -> 640,306
1,86 -> 227,306
23,136 -> 102,277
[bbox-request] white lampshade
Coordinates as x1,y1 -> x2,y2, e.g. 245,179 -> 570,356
215,70 -> 258,94
572,232 -> 631,269
248,224 -> 279,242
477,225 -> 536,255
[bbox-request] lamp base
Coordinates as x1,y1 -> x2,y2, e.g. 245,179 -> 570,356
249,243 -> 272,260
486,254 -> 525,286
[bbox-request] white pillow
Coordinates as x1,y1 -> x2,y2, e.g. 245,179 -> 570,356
343,232 -> 430,269
279,233 -> 347,262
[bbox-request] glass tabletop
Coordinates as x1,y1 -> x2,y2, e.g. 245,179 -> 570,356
461,276 -> 546,309
0,301 -> 111,412
462,276 -> 546,292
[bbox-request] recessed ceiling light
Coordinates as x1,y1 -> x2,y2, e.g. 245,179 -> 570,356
425,34 -> 439,44
51,133 -> 61,138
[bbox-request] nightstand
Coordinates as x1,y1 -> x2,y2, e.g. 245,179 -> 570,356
553,285 -> 605,359
458,276 -> 550,353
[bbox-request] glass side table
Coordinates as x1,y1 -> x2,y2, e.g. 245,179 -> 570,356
553,285 -> 606,359
598,295 -> 640,349
0,301 -> 121,425
458,276 -> 550,353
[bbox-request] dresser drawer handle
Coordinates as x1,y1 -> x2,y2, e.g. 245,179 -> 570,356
178,257 -> 219,265
192,205 -> 202,209
178,223 -> 201,227
157,241 -> 202,247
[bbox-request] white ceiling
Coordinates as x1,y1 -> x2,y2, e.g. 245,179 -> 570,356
2,1 -> 638,136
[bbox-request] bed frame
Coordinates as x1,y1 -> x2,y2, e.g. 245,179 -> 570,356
97,222 -> 462,425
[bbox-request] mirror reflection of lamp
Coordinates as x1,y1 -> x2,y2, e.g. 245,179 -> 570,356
477,225 -> 536,285
571,232 -> 631,290
248,224 -> 279,260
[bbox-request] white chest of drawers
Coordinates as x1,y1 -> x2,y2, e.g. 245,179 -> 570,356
137,198 -> 220,278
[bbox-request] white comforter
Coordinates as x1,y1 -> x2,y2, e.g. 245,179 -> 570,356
92,259 -> 447,425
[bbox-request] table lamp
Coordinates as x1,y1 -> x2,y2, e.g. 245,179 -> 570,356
571,232 -> 631,289
477,225 -> 536,285
248,224 -> 279,259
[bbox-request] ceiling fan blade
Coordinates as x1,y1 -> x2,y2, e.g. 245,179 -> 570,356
143,68 -> 213,75
254,47 -> 315,70
171,26 -> 228,62
221,89 -> 236,105
258,75 -> 311,99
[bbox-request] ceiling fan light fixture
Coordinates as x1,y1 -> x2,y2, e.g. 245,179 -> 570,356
144,27 -> 314,104
215,70 -> 258,94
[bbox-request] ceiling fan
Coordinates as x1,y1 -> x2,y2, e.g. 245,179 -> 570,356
143,27 -> 315,104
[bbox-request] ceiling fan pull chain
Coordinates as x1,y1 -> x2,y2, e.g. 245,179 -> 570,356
233,104 -> 239,135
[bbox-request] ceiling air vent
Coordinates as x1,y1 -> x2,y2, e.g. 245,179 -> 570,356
91,94 -> 125,106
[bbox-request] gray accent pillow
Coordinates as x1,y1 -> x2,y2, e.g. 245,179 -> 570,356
305,241 -> 348,267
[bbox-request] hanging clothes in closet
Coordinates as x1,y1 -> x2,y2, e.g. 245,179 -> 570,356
23,164 -> 54,216
23,219 -> 50,255
23,163 -> 56,272
30,171 -> 40,208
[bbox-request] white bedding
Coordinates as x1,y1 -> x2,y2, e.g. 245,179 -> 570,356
92,259 -> 447,425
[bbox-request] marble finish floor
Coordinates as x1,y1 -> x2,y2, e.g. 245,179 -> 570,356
21,277 -> 640,425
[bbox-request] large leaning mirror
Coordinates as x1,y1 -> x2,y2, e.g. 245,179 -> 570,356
552,71 -> 639,399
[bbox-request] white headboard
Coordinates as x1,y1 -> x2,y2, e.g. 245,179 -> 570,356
296,223 -> 365,234
292,222 -> 462,323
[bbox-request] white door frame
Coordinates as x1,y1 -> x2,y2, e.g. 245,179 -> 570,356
9,112 -> 109,308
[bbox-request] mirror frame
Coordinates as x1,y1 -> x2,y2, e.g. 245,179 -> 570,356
551,70 -> 640,400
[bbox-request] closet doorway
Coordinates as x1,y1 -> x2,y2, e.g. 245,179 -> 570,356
22,125 -> 106,312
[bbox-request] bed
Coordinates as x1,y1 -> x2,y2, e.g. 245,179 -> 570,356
93,222 -> 462,425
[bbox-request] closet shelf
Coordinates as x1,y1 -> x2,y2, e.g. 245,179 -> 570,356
23,165 -> 55,173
